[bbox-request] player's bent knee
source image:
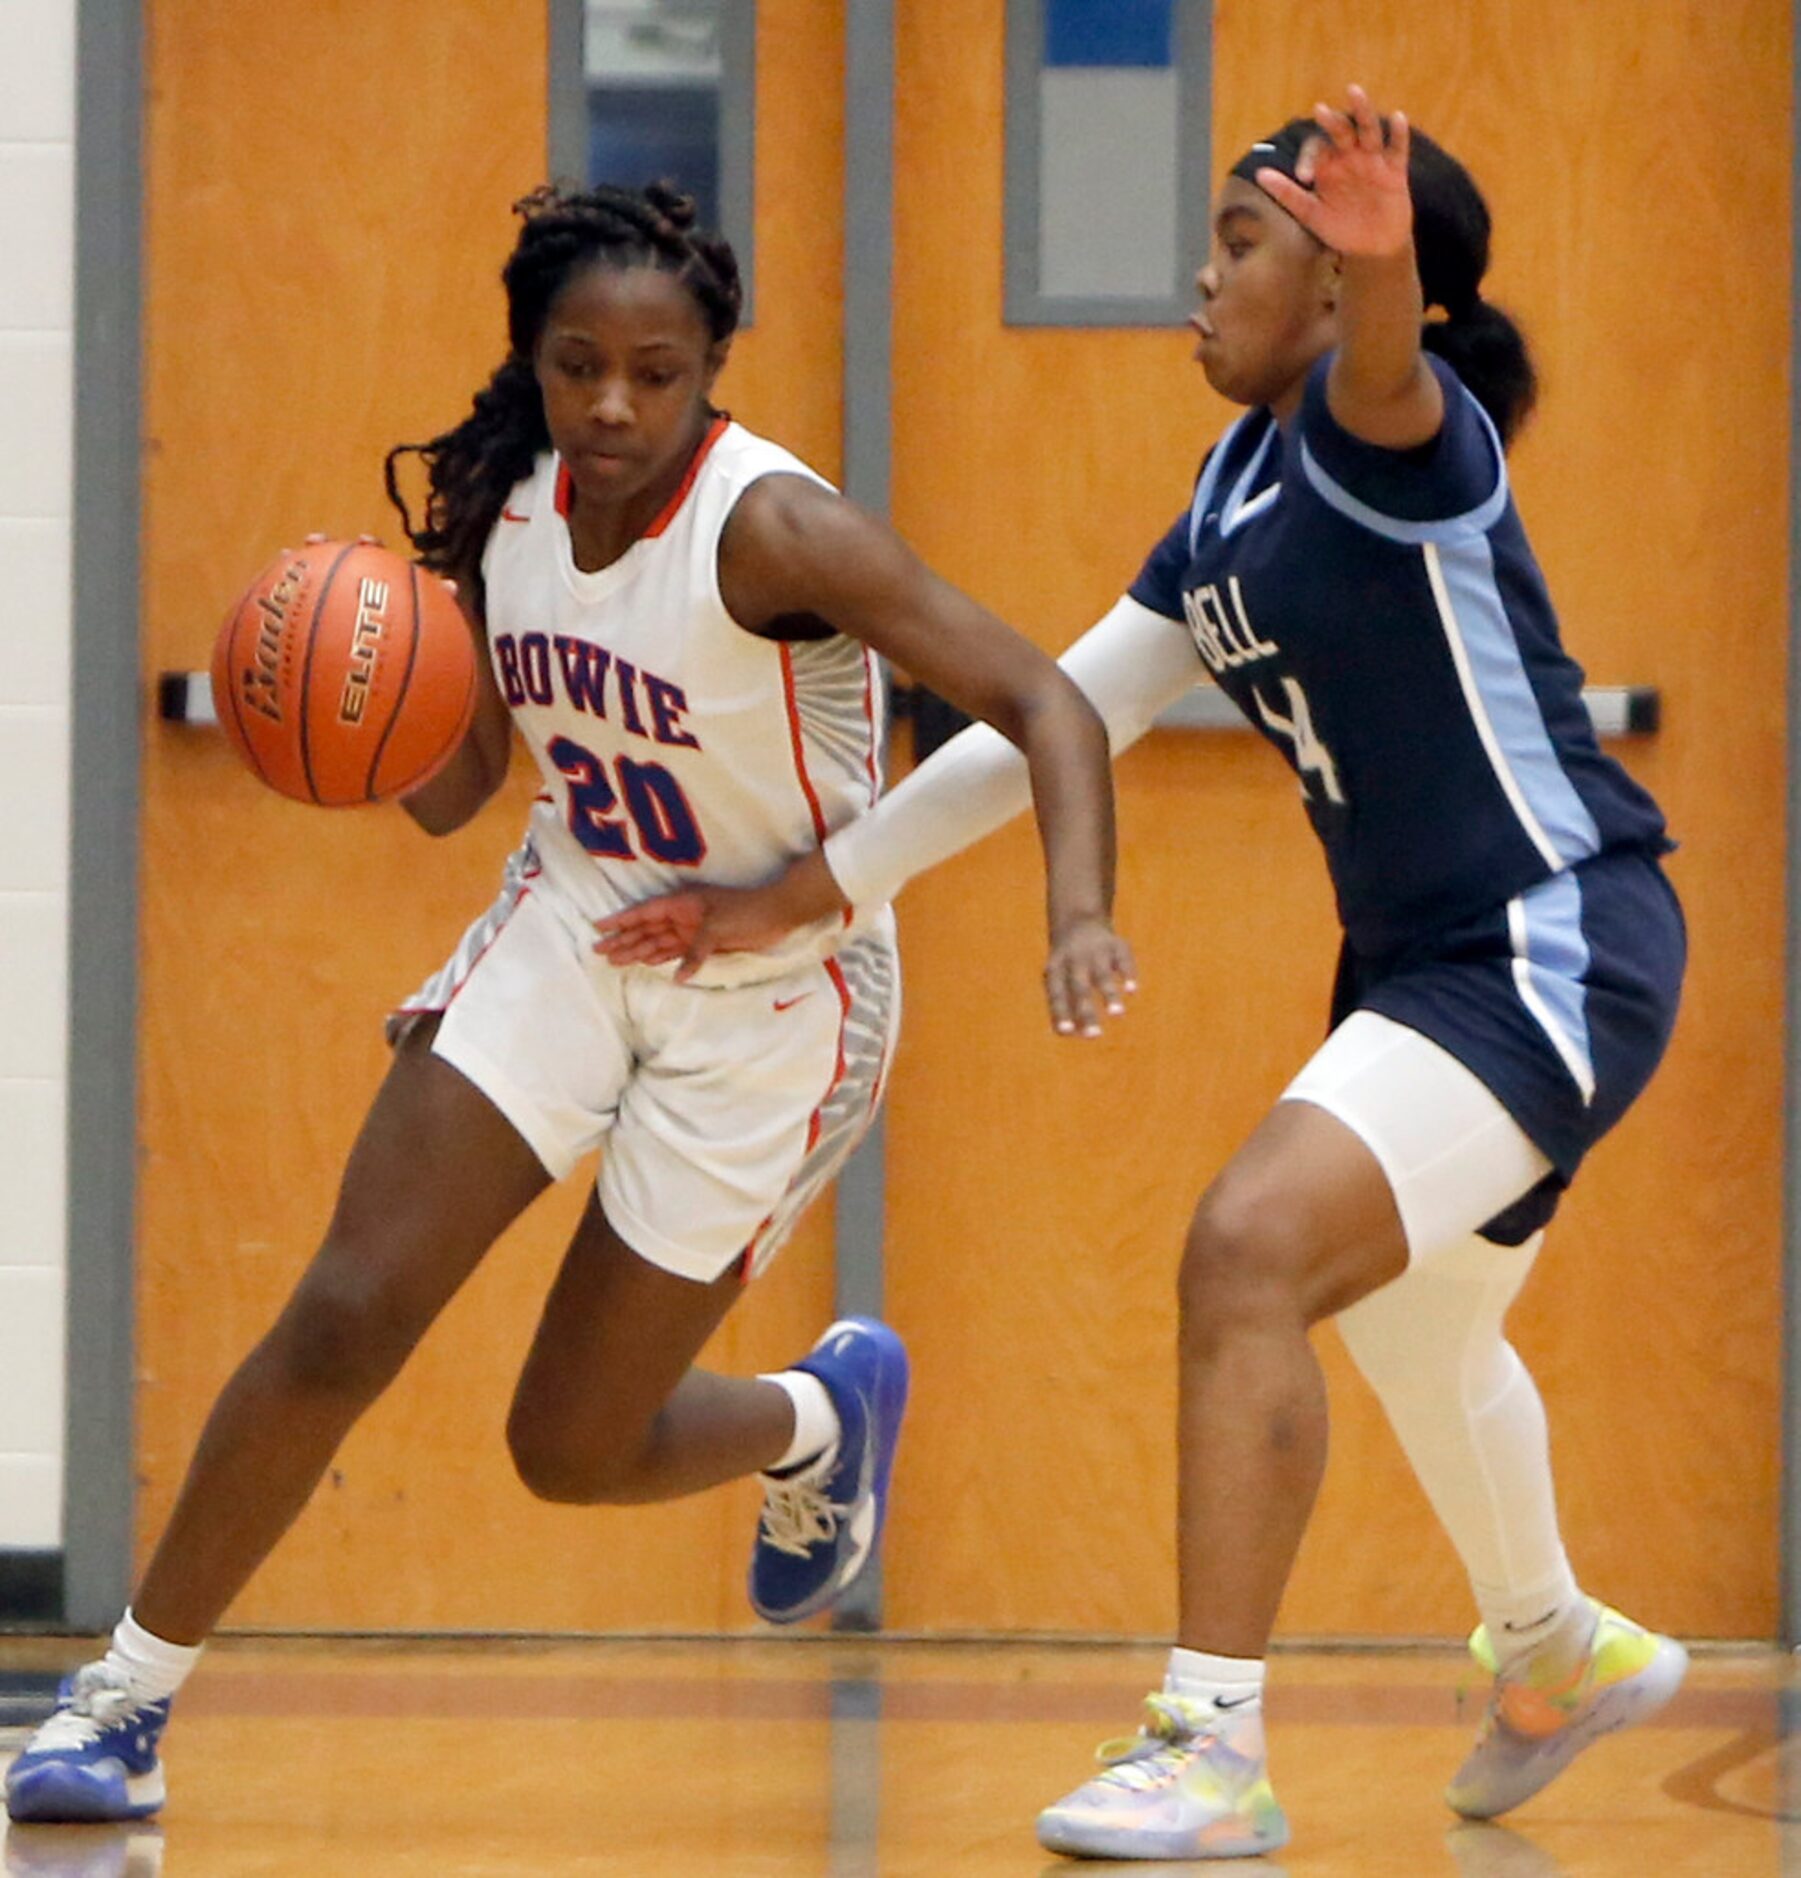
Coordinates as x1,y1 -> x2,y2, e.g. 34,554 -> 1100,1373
1178,1183 -> 1314,1347
505,1412 -> 653,1506
268,1258 -> 431,1399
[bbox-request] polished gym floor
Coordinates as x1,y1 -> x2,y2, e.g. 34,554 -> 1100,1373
1,1636 -> 1795,1875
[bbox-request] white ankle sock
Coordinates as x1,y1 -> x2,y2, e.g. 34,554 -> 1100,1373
758,1370 -> 839,1475
103,1608 -> 204,1707
1476,1574 -> 1587,1664
1163,1646 -> 1265,1712
1494,1593 -> 1598,1679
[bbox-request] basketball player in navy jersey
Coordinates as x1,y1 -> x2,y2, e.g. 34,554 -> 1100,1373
594,89 -> 1688,1859
4,182 -> 1134,1828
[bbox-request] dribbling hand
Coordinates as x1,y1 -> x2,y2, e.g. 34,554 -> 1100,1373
1256,85 -> 1413,261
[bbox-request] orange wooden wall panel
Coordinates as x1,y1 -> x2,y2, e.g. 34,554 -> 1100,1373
138,1 -> 844,1631
718,0 -> 845,479
137,0 -> 1789,1642
877,0 -> 1787,1638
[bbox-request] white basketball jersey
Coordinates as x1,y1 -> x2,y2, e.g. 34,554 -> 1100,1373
480,418 -> 891,987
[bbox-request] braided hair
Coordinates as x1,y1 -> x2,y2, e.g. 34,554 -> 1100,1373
385,181 -> 743,592
1248,119 -> 1538,448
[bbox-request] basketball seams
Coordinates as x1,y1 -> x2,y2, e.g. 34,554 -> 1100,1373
364,559 -> 425,803
216,539 -> 476,807
216,569 -> 275,791
297,541 -> 357,806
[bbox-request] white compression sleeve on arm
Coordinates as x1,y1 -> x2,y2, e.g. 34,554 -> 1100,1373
822,596 -> 1204,910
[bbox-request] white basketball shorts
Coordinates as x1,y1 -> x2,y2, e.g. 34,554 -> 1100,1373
393,847 -> 900,1283
1280,1009 -> 1553,1264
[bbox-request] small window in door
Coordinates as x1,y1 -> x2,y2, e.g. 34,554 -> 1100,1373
1004,0 -> 1211,326
548,1 -> 756,322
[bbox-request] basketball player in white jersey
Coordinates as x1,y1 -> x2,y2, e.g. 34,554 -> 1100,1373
4,181 -> 1134,1828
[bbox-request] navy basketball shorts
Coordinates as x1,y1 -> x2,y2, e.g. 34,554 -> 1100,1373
1287,847 -> 1684,1249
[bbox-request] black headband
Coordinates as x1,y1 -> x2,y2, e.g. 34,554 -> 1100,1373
1228,122 -> 1318,192
1228,117 -> 1480,320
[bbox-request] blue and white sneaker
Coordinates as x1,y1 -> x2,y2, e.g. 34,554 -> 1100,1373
4,1665 -> 170,1824
749,1316 -> 909,1624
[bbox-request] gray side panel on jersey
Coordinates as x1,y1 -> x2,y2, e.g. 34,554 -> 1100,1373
63,0 -> 144,1627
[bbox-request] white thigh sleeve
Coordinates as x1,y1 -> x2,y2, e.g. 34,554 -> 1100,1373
1281,1011 -> 1553,1264
822,596 -> 1205,910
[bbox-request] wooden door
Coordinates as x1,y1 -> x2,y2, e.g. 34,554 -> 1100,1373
138,0 -> 1789,1642
138,0 -> 847,1630
878,0 -> 1788,1640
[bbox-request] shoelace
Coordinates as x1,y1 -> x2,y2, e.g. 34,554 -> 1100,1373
28,1664 -> 142,1752
758,1474 -> 844,1557
1092,1693 -> 1216,1792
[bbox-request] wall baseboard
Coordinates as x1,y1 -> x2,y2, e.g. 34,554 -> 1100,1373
0,1549 -> 64,1629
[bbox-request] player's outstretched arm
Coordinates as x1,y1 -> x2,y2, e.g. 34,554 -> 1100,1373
596,578 -> 1207,1032
744,474 -> 1128,1034
603,474 -> 1135,1033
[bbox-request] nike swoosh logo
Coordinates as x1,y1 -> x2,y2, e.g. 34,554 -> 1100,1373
501,507 -> 530,523
1213,1692 -> 1260,1711
773,993 -> 814,1013
839,1496 -> 877,1582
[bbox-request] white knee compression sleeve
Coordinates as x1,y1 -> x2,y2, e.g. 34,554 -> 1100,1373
1335,1231 -> 1581,1648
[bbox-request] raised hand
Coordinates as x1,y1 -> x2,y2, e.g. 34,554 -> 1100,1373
1256,85 -> 1413,260
1045,914 -> 1138,1040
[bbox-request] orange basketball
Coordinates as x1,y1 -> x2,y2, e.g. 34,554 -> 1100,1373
211,538 -> 478,807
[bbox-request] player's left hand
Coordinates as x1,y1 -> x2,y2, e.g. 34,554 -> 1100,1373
1045,915 -> 1137,1039
592,882 -> 786,980
1256,84 -> 1413,260
592,850 -> 850,982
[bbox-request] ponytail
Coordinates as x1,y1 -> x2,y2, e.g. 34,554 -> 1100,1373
1421,298 -> 1537,449
1407,128 -> 1537,448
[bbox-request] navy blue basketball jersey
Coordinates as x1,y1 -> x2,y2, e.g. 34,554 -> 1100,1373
1130,354 -> 1669,959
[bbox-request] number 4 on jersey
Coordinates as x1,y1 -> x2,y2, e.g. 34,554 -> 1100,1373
1252,676 -> 1345,807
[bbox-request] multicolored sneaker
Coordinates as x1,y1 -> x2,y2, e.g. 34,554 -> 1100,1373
1446,1600 -> 1687,1819
4,1665 -> 171,1824
748,1316 -> 909,1624
1036,1692 -> 1290,1861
